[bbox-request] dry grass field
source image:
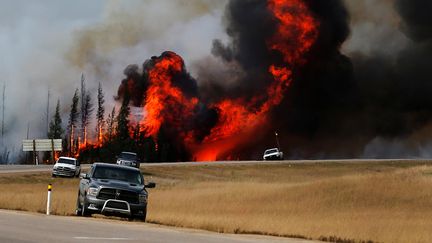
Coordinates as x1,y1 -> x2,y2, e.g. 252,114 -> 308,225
1,161 -> 432,243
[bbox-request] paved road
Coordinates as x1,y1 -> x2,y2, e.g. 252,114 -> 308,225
1,159 -> 431,174
0,164 -> 92,174
0,210 -> 316,243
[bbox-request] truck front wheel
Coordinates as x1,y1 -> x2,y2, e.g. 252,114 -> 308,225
81,203 -> 92,217
139,207 -> 147,222
130,208 -> 147,222
75,193 -> 82,216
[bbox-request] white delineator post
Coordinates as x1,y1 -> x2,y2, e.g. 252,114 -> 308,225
47,184 -> 52,215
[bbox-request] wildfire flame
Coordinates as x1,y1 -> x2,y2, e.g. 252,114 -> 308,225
140,52 -> 199,139
191,0 -> 319,161
77,0 -> 319,162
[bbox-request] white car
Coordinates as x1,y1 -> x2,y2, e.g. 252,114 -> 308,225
263,148 -> 284,160
52,157 -> 81,178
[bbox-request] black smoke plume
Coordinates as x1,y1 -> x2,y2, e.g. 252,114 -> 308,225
116,0 -> 432,159
209,0 -> 432,158
207,0 -> 360,158
209,0 -> 276,101
349,0 -> 432,157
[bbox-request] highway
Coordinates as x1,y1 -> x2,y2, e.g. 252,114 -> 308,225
1,159 -> 429,243
0,210 -> 316,243
1,159 -> 431,174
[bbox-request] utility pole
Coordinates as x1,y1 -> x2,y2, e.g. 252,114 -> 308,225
26,122 -> 30,163
27,122 -> 30,139
275,131 -> 280,150
2,83 -> 6,142
46,89 -> 50,136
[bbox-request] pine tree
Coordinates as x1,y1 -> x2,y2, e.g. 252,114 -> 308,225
80,74 -> 93,146
68,89 -> 79,155
116,94 -> 130,141
48,100 -> 64,139
96,82 -> 105,143
82,93 -> 93,145
80,73 -> 86,141
106,107 -> 116,141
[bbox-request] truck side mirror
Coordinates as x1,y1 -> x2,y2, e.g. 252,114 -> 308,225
80,173 -> 89,179
145,182 -> 156,188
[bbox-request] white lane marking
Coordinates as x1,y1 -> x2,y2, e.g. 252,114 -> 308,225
74,237 -> 133,241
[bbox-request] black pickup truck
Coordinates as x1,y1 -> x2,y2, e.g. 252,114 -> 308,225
76,163 -> 155,221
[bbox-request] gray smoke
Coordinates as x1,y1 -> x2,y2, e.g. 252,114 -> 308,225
2,0 -> 432,162
0,0 -> 226,163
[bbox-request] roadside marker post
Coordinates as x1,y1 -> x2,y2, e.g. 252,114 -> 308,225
47,184 -> 52,215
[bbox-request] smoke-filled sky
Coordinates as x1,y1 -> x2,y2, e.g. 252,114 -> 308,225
1,0 -> 431,162
0,0 -> 227,161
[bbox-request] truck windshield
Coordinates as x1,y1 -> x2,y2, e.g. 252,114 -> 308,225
93,167 -> 143,185
58,158 -> 75,165
119,153 -> 137,160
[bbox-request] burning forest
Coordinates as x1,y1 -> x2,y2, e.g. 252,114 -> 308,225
74,0 -> 321,162
6,0 -> 432,163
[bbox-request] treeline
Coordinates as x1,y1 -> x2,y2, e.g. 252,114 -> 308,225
47,74 -> 189,163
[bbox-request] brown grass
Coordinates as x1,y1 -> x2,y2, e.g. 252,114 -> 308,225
1,161 -> 432,243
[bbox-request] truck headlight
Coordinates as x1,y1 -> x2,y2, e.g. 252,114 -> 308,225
139,194 -> 147,204
87,187 -> 98,197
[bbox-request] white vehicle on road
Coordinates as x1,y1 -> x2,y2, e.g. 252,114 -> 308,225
263,148 -> 284,160
52,157 -> 81,177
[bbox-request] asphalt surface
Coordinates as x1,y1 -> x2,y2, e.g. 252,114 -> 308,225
0,164 -> 91,174
1,159 -> 431,174
0,210 -> 316,243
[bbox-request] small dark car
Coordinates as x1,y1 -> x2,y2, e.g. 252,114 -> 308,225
116,152 -> 140,168
76,163 -> 155,221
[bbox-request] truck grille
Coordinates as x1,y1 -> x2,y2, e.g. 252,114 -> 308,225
54,166 -> 74,175
97,188 -> 139,204
56,166 -> 72,172
105,200 -> 129,210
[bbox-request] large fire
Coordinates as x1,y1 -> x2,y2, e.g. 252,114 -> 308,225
140,52 -> 199,140
191,0 -> 319,160
77,0 -> 319,161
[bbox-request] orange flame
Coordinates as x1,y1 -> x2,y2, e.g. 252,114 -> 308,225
191,0 -> 319,161
77,0 -> 319,162
140,52 -> 199,138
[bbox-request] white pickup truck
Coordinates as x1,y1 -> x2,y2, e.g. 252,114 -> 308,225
52,157 -> 81,178
263,148 -> 284,160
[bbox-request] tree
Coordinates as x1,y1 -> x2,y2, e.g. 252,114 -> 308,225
68,89 -> 79,155
80,74 -> 93,146
116,94 -> 130,141
48,100 -> 64,139
82,93 -> 93,145
106,107 -> 116,141
96,82 -> 105,143
80,73 -> 86,140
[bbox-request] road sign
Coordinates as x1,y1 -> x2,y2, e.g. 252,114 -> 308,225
22,139 -> 62,152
